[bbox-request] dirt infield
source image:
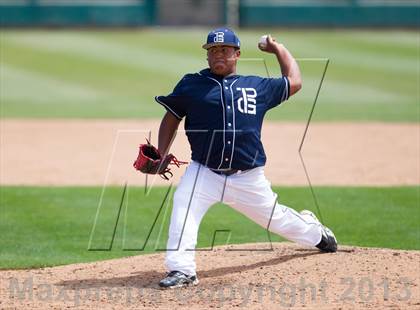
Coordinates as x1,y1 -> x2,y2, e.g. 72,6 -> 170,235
1,119 -> 419,186
1,243 -> 419,309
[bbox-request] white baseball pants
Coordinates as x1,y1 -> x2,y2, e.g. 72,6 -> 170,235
165,161 -> 323,276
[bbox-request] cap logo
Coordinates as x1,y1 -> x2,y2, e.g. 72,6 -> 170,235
213,32 -> 225,43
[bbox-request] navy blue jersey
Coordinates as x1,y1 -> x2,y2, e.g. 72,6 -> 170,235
155,68 -> 290,171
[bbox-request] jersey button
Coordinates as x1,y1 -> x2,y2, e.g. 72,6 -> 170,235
227,106 -> 231,109
224,79 -> 228,83
228,123 -> 232,126
225,158 -> 229,161
227,141 -> 231,144
224,86 -> 228,90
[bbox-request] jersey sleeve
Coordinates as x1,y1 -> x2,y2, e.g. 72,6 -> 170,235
261,76 -> 290,110
155,75 -> 190,120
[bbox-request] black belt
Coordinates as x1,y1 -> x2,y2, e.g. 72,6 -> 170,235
210,169 -> 241,176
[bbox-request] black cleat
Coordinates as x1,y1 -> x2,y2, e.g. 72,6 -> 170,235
316,225 -> 338,253
159,271 -> 199,289
300,210 -> 338,253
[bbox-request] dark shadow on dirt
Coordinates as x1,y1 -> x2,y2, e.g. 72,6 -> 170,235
56,250 -> 321,289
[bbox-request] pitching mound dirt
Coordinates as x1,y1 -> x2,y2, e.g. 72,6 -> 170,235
1,243 -> 419,309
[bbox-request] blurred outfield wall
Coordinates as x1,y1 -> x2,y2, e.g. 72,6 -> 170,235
0,0 -> 419,27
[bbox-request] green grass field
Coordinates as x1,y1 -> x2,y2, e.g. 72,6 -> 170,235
1,29 -> 419,121
1,186 -> 418,269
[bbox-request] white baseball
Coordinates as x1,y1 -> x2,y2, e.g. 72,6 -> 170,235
258,34 -> 269,50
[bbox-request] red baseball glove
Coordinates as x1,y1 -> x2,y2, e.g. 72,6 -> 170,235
133,139 -> 187,180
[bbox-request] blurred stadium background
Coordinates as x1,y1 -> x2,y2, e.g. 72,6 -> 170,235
1,0 -> 419,27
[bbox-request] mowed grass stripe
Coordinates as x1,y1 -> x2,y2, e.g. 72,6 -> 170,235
266,41 -> 416,98
1,30 -> 418,120
1,34 -> 201,114
231,31 -> 418,101
3,30 -> 415,85
3,32 -> 206,77
94,29 -> 419,90
0,63 -> 153,117
3,31 -> 329,83
1,41 -> 148,94
0,186 -> 418,269
0,61 -> 158,118
157,29 -> 420,120
8,30 -> 416,84
1,39 -> 174,117
0,40 -> 406,102
337,30 -> 420,48
236,31 -> 418,75
291,33 -> 417,73
1,63 -> 102,103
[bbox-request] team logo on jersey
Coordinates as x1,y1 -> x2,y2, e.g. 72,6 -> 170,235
236,88 -> 257,115
213,32 -> 225,43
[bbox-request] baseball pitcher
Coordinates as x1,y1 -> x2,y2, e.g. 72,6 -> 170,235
135,28 -> 337,289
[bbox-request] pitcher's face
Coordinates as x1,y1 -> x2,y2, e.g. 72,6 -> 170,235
207,46 -> 240,76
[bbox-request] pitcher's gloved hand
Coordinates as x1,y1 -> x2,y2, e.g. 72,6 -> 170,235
133,139 -> 187,180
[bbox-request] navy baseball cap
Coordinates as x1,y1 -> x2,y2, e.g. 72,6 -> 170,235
202,28 -> 240,50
